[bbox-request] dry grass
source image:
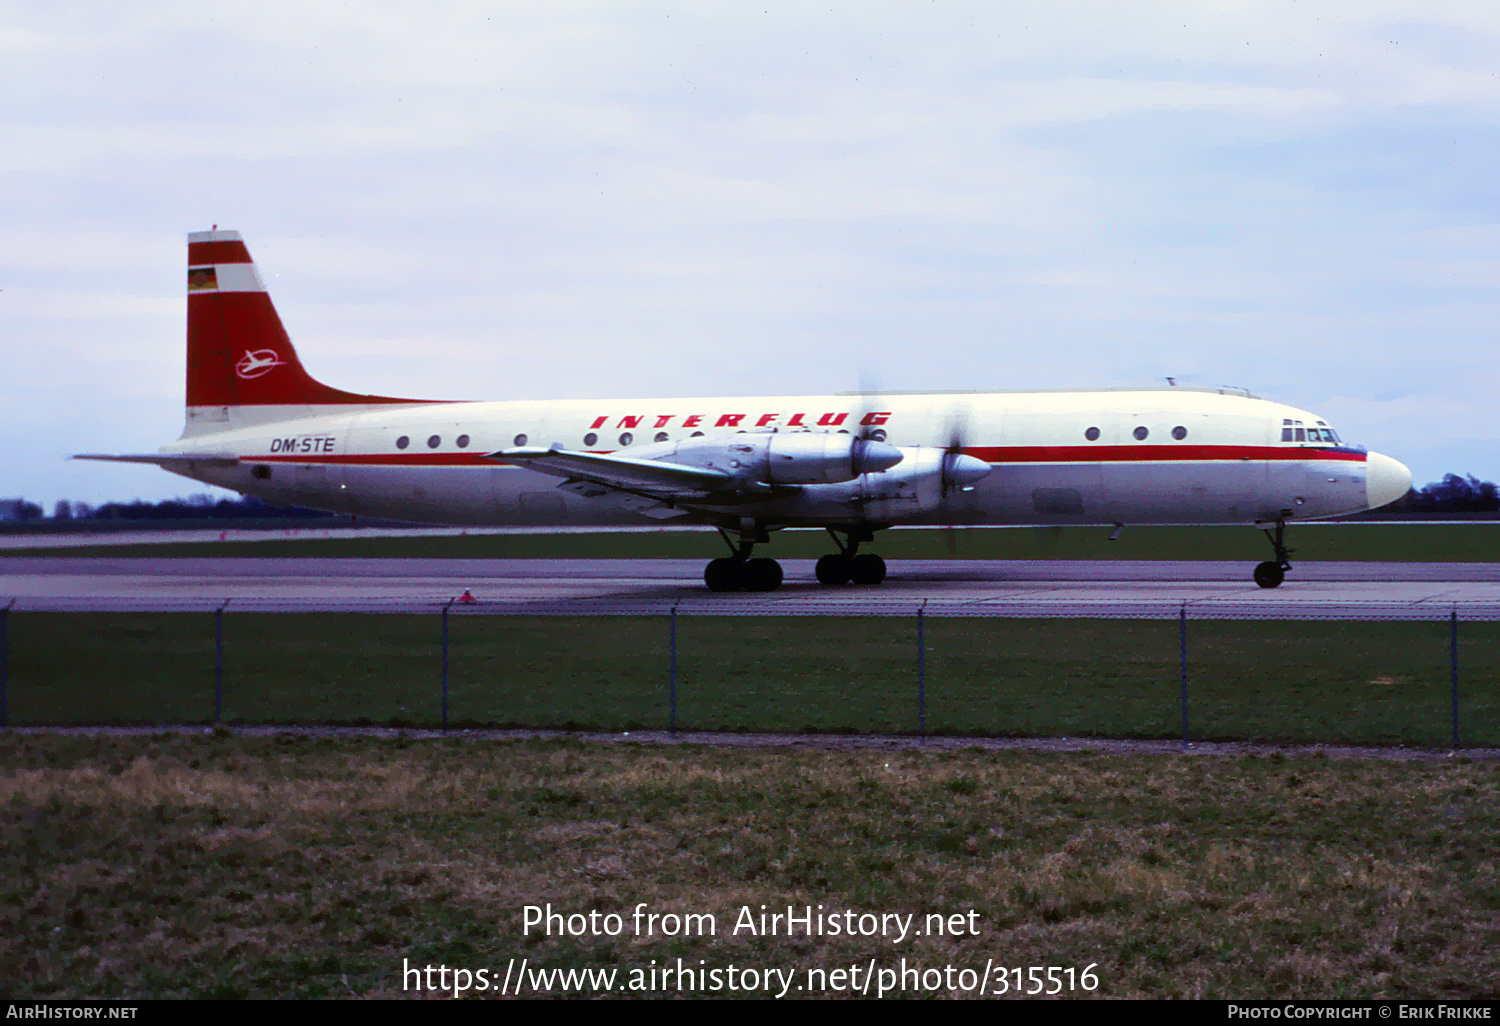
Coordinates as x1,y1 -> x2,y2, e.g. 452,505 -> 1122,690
1,733 -> 1497,998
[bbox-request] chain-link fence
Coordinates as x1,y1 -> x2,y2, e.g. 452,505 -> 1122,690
5,596 -> 1498,748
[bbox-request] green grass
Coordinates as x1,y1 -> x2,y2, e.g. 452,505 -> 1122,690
8,613 -> 1498,747
7,522 -> 1498,560
1,734 -> 1497,998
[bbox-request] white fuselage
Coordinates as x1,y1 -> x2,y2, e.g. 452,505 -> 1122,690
164,388 -> 1398,530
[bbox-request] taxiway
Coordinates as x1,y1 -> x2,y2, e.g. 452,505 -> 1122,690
2,558 -> 1497,618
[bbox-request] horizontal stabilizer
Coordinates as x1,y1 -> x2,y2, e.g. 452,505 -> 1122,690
72,452 -> 241,468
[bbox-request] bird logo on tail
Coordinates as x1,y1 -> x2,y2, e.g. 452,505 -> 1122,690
234,349 -> 287,380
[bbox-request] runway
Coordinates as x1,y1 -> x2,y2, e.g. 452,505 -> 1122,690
3,557 -> 1498,618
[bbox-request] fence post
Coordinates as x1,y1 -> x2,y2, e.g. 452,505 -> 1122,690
1450,606 -> 1459,751
1179,603 -> 1189,745
917,601 -> 927,741
1,599 -> 12,729
441,599 -> 454,731
214,600 -> 229,724
669,602 -> 679,738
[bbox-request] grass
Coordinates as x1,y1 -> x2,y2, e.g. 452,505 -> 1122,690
1,733 -> 1496,999
6,522 -> 1498,560
7,613 -> 1498,748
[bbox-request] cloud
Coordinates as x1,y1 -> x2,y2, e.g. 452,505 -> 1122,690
4,2 -> 1499,506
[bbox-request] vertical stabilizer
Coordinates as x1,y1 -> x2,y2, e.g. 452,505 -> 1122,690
182,229 -> 441,437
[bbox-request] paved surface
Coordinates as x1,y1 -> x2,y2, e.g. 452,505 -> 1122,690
3,557 -> 1498,618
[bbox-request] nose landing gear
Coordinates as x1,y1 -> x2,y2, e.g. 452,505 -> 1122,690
1254,520 -> 1294,589
1253,561 -> 1285,589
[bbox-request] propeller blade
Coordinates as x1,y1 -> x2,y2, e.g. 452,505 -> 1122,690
855,370 -> 883,440
937,406 -> 990,555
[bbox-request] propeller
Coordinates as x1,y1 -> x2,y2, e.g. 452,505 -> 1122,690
853,370 -> 885,442
938,408 -> 991,554
939,407 -> 990,492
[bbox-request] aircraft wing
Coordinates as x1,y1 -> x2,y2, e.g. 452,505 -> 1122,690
72,452 -> 241,468
484,444 -> 763,496
484,445 -> 794,517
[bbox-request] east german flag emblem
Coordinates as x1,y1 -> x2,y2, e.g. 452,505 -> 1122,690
188,266 -> 218,292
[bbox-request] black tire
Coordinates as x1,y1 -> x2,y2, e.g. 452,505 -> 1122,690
744,558 -> 784,592
704,557 -> 743,592
815,554 -> 851,586
1253,561 -> 1285,589
850,553 -> 887,586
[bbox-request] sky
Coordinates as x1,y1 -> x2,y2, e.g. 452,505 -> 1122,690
3,1 -> 1498,509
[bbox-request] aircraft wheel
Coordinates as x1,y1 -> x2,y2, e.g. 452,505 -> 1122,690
850,553 -> 887,586
1253,561 -> 1285,589
704,557 -> 743,592
744,558 -> 783,592
815,554 -> 852,586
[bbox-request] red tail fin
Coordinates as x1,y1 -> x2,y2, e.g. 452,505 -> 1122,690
184,229 -> 437,430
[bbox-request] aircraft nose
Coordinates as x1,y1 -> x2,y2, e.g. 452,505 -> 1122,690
852,439 -> 905,474
1365,452 -> 1412,511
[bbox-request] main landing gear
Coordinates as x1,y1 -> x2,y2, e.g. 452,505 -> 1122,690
814,528 -> 886,587
1254,519 -> 1294,589
703,524 -> 784,593
704,554 -> 783,592
699,525 -> 890,591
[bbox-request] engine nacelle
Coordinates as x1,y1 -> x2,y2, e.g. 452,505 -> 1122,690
764,446 -> 992,522
642,432 -> 904,485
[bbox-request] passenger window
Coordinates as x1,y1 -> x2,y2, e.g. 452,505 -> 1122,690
396,435 -> 409,449
456,434 -> 470,448
427,435 -> 441,448
583,432 -> 598,446
654,431 -> 669,443
1171,426 -> 1187,440
619,432 -> 633,446
1085,427 -> 1100,441
514,433 -> 528,446
1133,426 -> 1149,441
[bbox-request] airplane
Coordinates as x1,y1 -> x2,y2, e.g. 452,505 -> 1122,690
77,228 -> 1413,591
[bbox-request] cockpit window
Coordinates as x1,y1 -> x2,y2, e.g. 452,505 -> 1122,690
1282,419 -> 1341,445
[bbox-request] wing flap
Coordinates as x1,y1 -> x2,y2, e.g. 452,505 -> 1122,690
556,479 -> 692,519
486,445 -> 738,495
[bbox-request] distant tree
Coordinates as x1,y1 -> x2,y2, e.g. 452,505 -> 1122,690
14,499 -> 43,521
52,500 -> 73,520
1405,474 -> 1500,514
88,493 -> 334,521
